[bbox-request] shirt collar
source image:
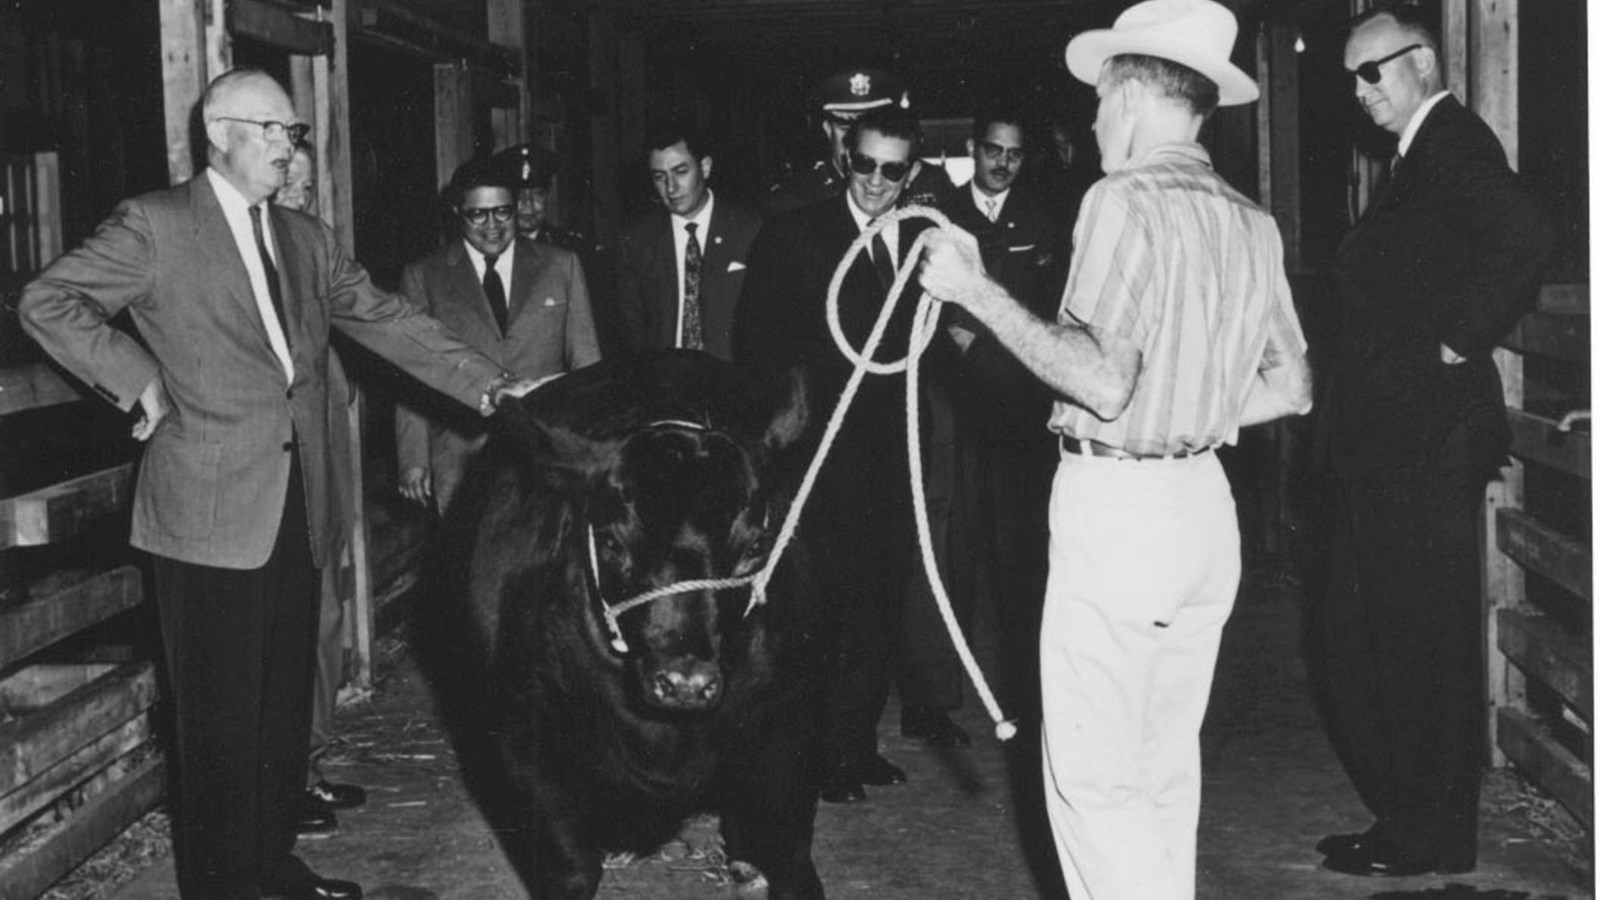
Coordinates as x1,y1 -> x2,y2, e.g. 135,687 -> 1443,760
971,183 -> 1010,214
671,189 -> 715,235
1397,91 -> 1451,158
462,238 -> 514,268
206,167 -> 257,218
1127,141 -> 1213,171
844,191 -> 877,231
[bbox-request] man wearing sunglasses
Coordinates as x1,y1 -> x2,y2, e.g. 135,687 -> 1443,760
1311,5 -> 1552,878
396,160 -> 601,515
736,107 -> 946,805
19,69 -> 544,900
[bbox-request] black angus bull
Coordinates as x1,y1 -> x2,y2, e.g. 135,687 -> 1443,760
425,351 -> 825,900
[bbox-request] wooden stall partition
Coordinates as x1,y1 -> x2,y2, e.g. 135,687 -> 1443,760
1456,0 -> 1594,828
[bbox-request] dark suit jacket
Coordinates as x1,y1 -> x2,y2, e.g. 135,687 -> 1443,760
18,172 -> 501,569
1325,96 -> 1553,476
616,195 -> 761,361
395,236 -> 601,510
940,184 -> 1071,441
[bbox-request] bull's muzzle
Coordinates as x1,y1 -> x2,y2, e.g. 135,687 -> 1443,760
649,662 -> 723,711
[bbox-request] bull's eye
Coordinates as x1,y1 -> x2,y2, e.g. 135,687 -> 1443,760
735,530 -> 774,575
597,528 -> 626,558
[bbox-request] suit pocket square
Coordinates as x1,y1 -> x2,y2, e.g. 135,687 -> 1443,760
541,296 -> 564,307
727,261 -> 747,272
1008,244 -> 1037,253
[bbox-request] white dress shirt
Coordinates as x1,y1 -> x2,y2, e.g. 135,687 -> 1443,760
1397,90 -> 1452,158
207,168 -> 293,382
462,240 -> 516,297
971,183 -> 1011,222
845,191 -> 899,267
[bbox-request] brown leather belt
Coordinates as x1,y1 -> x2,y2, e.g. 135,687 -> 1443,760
1059,435 -> 1211,461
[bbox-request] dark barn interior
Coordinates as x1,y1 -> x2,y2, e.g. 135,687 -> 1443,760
0,0 -> 1590,898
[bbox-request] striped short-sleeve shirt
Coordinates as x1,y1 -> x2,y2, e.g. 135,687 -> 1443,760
1048,142 -> 1307,456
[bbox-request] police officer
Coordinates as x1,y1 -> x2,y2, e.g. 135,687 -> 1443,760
491,143 -> 594,255
760,67 -> 954,217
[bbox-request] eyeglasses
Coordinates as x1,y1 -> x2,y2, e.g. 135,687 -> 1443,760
847,152 -> 912,183
213,116 -> 311,144
1348,44 -> 1422,85
460,205 -> 515,225
975,141 -> 1026,164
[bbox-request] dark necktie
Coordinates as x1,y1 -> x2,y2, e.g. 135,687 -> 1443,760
681,222 -> 703,350
870,220 -> 896,290
247,205 -> 290,346
482,252 -> 509,336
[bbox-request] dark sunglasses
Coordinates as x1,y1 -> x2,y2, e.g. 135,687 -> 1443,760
975,141 -> 1026,164
460,205 -> 515,225
1348,43 -> 1421,85
848,152 -> 912,183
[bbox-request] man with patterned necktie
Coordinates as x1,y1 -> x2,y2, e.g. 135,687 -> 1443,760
616,120 -> 761,361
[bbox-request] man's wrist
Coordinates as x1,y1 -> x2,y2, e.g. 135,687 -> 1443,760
479,371 -> 516,415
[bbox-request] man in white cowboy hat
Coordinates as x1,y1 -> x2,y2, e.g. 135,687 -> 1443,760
918,1 -> 1311,897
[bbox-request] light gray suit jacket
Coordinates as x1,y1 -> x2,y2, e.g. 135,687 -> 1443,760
394,236 -> 601,511
19,172 -> 502,569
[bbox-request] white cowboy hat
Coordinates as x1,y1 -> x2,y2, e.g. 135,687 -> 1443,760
1064,0 -> 1259,106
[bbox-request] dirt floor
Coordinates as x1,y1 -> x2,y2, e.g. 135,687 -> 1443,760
46,559 -> 1596,900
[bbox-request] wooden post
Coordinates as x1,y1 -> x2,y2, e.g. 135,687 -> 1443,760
1470,0 -> 1524,769
587,2 -> 620,253
159,0 -> 208,184
204,0 -> 229,84
434,61 -> 475,191
487,0 -> 527,150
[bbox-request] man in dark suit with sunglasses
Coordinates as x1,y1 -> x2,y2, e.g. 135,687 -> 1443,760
1312,5 -> 1552,878
396,160 -> 601,515
736,107 -> 946,804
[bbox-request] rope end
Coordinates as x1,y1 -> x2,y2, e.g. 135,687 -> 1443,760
994,720 -> 1019,742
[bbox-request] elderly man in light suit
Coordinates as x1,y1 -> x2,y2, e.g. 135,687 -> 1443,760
396,159 -> 602,515
20,69 -> 537,900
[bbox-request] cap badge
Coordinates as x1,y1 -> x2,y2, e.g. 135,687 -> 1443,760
850,73 -> 871,96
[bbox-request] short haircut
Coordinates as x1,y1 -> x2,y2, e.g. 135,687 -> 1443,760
449,158 -> 517,207
845,107 -> 921,155
643,119 -> 710,163
201,68 -> 274,121
970,107 -> 1027,144
1348,2 -> 1440,54
1103,54 -> 1220,117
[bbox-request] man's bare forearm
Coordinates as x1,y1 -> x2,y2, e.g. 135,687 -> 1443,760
961,279 -> 1141,422
1237,353 -> 1313,428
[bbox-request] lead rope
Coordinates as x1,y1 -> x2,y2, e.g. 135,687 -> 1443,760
747,204 -> 1016,742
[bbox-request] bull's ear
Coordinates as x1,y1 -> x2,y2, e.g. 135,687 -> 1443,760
493,397 -> 619,478
763,365 -> 809,452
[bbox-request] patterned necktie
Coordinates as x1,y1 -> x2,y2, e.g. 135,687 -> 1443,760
681,222 -> 703,350
482,252 -> 509,336
247,205 -> 290,346
985,197 -> 999,222
870,219 -> 896,289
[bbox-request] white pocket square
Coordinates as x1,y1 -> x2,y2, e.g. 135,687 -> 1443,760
727,261 -> 747,272
542,296 -> 561,307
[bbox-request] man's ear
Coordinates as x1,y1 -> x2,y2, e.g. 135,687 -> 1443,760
965,137 -> 976,158
1413,45 -> 1440,82
700,156 -> 714,182
204,118 -> 230,153
908,159 -> 923,187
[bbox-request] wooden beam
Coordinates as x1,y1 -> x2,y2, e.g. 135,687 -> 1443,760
349,0 -> 519,75
0,362 -> 84,416
0,464 -> 134,550
230,0 -> 334,56
1496,509 -> 1593,603
433,62 -> 475,191
487,0 -> 528,149
160,0 -> 209,184
1470,0 -> 1518,167
1507,408 -> 1591,479
0,715 -> 150,835
0,754 -> 165,900
0,566 -> 143,672
1496,707 -> 1593,828
0,662 -> 159,796
1497,609 -> 1592,718
588,3 -> 621,253
1502,311 -> 1588,362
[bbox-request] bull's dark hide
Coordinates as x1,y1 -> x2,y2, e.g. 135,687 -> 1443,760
419,351 -> 825,900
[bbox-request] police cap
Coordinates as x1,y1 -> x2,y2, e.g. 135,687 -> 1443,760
490,142 -> 555,188
814,67 -> 908,121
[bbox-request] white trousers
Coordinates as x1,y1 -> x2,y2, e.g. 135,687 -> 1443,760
1040,450 -> 1240,900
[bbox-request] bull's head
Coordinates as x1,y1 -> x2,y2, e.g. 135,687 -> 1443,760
499,355 -> 807,715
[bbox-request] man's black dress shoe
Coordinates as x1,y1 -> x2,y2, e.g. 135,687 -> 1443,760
268,874 -> 364,900
1320,841 -> 1435,878
818,765 -> 867,804
900,706 -> 972,748
856,753 -> 907,787
295,792 -> 338,838
1314,831 -> 1371,857
308,780 -> 367,810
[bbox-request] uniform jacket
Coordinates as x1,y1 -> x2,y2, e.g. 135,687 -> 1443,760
395,236 -> 601,508
1325,96 -> 1553,476
940,184 -> 1071,440
18,173 -> 501,569
615,196 -> 761,361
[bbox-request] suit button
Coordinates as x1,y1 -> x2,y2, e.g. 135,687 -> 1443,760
282,440 -> 297,451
